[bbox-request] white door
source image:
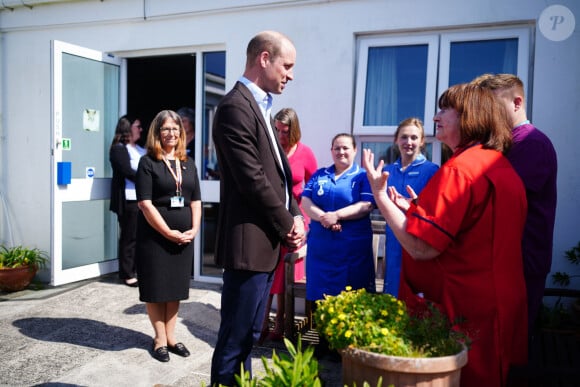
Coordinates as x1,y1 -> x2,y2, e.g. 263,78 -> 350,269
51,40 -> 122,286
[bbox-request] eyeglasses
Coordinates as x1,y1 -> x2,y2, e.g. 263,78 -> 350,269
276,129 -> 290,136
160,127 -> 180,133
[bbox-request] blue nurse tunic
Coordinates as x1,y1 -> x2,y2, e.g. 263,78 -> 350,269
302,163 -> 376,301
382,154 -> 439,296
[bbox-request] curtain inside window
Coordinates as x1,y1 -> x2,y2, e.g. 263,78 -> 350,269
364,47 -> 397,126
363,45 -> 428,128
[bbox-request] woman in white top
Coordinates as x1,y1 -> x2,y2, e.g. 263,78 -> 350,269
109,115 -> 146,287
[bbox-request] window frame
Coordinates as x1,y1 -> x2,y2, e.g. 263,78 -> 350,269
353,34 -> 439,136
355,26 -> 532,165
437,27 -> 531,133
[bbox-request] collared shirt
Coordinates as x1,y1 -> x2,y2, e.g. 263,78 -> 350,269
239,76 -> 289,209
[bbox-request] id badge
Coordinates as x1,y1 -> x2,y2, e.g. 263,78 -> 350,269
170,196 -> 184,208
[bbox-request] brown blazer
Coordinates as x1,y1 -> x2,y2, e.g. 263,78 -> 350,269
212,81 -> 300,272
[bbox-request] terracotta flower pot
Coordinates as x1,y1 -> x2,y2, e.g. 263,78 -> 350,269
341,346 -> 468,387
0,265 -> 38,292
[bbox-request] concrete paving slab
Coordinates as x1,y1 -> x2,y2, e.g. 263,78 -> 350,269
0,274 -> 342,387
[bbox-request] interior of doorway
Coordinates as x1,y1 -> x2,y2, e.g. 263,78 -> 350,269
127,54 -> 196,144
126,53 -> 204,275
125,54 -> 222,279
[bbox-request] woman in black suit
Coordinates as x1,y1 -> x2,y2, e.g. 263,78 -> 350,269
109,115 -> 145,287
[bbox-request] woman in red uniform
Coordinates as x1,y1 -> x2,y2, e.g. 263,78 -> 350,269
362,83 -> 528,387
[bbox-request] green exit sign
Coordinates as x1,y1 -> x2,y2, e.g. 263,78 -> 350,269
62,138 -> 71,150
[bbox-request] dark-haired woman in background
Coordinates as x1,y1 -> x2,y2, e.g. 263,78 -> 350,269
109,115 -> 145,287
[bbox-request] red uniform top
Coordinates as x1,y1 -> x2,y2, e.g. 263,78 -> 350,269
399,144 -> 528,387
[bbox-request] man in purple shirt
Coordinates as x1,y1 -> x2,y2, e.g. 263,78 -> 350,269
473,73 -> 558,344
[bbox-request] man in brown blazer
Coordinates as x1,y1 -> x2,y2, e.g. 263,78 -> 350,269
210,31 -> 305,386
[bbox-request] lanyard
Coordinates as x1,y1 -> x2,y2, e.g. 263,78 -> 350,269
162,156 -> 182,196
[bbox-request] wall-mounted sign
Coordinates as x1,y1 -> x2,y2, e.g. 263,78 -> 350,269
62,138 -> 71,150
86,167 -> 95,179
83,108 -> 100,132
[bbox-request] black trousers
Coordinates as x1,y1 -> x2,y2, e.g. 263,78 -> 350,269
211,269 -> 274,386
117,201 -> 139,280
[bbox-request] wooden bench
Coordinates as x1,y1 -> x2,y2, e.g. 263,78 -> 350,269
283,245 -> 309,340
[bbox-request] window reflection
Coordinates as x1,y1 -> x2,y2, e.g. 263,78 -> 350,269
449,38 -> 518,86
362,141 -> 434,165
202,51 -> 226,180
201,202 -> 221,277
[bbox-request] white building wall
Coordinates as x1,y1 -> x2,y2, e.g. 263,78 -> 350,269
0,0 -> 578,283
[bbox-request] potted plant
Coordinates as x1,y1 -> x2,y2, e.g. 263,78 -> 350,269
314,287 -> 469,387
549,241 -> 580,326
0,244 -> 48,292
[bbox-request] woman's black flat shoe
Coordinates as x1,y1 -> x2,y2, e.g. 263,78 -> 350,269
152,344 -> 170,362
168,342 -> 190,357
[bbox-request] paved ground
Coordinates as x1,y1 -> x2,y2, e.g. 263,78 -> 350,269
0,274 -> 341,387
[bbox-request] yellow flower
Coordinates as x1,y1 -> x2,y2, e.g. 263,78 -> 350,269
345,330 -> 352,338
381,328 -> 389,335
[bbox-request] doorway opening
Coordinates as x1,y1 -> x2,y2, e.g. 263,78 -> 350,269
127,54 -> 196,143
125,53 -> 224,281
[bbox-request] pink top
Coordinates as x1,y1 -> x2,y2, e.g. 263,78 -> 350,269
288,142 -> 317,223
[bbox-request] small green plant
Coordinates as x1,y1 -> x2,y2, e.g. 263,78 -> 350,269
314,287 -> 468,358
552,241 -> 580,287
0,245 -> 49,270
234,337 -> 322,387
542,241 -> 580,329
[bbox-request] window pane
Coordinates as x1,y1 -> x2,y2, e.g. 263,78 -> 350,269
363,45 -> 428,126
361,141 -> 434,165
200,202 -> 221,277
202,51 -> 226,180
62,200 -> 116,269
449,38 -> 518,86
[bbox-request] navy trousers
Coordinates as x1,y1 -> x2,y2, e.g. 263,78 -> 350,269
211,269 -> 273,386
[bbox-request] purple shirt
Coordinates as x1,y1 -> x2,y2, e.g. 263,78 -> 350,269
507,123 -> 557,277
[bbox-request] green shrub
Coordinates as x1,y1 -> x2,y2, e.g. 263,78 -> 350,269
0,245 -> 49,270
234,337 -> 321,387
314,287 -> 468,358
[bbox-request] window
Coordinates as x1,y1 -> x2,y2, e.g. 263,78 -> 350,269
354,34 -> 438,136
355,26 -> 531,165
201,51 -> 226,181
437,28 -> 530,109
199,51 -> 225,280
362,140 -> 435,166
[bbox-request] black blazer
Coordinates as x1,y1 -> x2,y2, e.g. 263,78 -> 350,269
109,143 -> 136,217
213,81 -> 300,272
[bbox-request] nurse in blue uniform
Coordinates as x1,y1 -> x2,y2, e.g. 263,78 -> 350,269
382,117 -> 439,296
302,133 -> 376,302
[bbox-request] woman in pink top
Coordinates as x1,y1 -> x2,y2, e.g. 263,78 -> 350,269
260,108 -> 317,342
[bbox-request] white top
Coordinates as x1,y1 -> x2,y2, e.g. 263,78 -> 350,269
124,143 -> 146,200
